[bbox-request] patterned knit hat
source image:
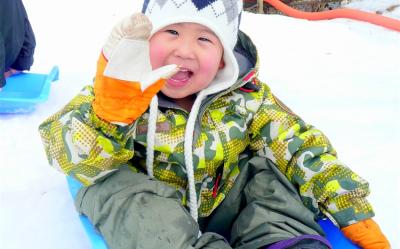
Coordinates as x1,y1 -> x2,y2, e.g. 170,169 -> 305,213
142,0 -> 243,95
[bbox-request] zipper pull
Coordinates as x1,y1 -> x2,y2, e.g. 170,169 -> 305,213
212,166 -> 223,198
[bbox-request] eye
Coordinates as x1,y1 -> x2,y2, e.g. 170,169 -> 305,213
165,29 -> 179,36
198,37 -> 212,43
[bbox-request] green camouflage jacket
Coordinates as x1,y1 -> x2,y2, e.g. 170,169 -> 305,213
39,32 -> 374,228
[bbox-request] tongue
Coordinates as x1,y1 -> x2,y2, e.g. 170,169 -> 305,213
171,71 -> 190,81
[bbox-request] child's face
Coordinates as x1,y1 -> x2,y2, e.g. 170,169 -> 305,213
149,22 -> 225,99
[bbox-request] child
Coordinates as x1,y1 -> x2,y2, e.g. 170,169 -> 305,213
39,0 -> 390,248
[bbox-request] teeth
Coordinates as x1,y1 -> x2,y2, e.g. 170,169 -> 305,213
170,69 -> 191,81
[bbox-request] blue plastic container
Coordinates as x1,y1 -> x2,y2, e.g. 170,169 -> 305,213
66,176 -> 360,249
0,66 -> 59,113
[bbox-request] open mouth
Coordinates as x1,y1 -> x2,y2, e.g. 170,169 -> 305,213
167,68 -> 193,87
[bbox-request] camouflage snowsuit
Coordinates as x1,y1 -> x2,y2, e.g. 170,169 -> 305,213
39,31 -> 374,248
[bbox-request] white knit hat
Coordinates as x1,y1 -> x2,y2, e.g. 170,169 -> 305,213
142,0 -> 243,95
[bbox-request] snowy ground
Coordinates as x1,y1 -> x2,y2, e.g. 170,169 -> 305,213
1,0 -> 399,248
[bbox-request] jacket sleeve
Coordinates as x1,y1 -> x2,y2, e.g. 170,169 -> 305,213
38,86 -> 136,186
248,82 -> 374,227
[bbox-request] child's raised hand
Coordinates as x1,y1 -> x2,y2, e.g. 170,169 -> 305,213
92,13 -> 178,125
102,13 -> 152,60
341,218 -> 391,249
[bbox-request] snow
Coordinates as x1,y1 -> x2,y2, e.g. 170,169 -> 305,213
1,0 -> 399,248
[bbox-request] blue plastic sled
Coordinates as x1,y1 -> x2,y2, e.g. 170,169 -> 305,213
0,66 -> 59,113
66,176 -> 360,249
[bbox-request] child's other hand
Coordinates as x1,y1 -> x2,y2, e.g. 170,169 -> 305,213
92,13 -> 178,125
341,218 -> 391,249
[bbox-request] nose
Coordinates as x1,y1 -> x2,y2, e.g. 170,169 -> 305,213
172,38 -> 195,60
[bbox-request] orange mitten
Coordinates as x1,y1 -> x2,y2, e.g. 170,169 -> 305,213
341,218 -> 391,249
92,13 -> 178,125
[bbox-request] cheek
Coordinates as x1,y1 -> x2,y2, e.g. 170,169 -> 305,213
149,41 -> 167,69
200,53 -> 222,77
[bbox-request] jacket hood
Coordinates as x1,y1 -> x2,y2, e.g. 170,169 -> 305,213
235,30 -> 258,81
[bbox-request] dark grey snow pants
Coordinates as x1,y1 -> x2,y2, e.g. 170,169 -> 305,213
75,157 -> 326,249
